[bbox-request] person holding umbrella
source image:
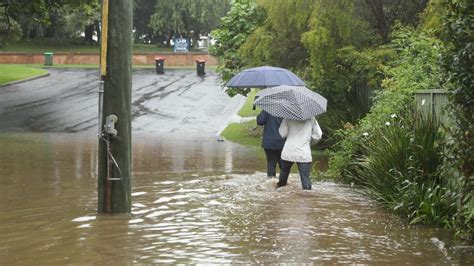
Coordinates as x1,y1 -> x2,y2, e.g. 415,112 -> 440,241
225,66 -> 306,179
277,117 -> 322,190
254,85 -> 327,190
256,110 -> 285,178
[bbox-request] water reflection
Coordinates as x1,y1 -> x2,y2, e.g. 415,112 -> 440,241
0,133 -> 470,264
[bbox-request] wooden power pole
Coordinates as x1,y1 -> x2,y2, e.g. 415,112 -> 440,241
97,0 -> 132,213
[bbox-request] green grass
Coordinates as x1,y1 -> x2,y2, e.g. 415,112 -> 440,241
0,65 -> 48,85
238,89 -> 262,117
221,120 -> 262,147
3,39 -> 208,53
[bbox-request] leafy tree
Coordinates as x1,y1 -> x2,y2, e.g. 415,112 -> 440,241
49,1 -> 100,40
302,0 -> 377,86
210,0 -> 266,96
299,0 -> 382,141
0,1 -> 21,48
149,0 -> 230,47
441,0 -> 474,239
133,0 -> 157,44
360,0 -> 430,43
239,0 -> 315,69
421,0 -> 445,33
0,0 -> 99,43
0,0 -> 51,46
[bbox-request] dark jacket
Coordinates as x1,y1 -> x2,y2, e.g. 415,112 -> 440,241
256,111 -> 285,150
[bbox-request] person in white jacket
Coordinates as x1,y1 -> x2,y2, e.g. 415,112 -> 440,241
277,117 -> 322,190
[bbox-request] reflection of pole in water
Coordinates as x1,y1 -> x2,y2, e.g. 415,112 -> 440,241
202,140 -> 214,171
224,143 -> 233,173
74,141 -> 83,180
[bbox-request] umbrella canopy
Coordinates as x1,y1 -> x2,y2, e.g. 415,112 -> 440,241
254,85 -> 327,121
225,66 -> 305,88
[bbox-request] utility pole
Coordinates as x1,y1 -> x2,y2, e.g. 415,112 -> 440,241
97,0 -> 132,213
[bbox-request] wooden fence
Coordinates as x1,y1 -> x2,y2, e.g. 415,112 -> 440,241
414,89 -> 450,124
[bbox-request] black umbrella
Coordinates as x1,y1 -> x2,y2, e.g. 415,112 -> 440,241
254,85 -> 327,121
225,66 -> 305,88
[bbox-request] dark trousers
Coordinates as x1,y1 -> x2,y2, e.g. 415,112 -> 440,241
278,160 -> 312,190
264,149 -> 282,177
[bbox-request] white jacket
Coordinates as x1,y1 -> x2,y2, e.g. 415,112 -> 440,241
279,118 -> 322,163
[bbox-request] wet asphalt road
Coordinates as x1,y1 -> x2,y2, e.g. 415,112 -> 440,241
0,68 -> 244,134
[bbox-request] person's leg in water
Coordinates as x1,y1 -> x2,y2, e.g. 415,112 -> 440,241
277,159 -> 293,187
297,162 -> 312,190
264,149 -> 282,178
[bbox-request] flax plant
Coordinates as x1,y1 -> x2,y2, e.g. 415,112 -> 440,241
348,110 -> 458,226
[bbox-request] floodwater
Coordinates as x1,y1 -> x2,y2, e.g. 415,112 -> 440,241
0,133 -> 470,264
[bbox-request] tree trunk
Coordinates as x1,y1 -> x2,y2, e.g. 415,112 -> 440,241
365,0 -> 389,43
84,24 -> 94,43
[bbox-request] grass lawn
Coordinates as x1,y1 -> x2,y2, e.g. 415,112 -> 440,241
3,39 -> 207,53
238,89 -> 262,117
0,65 -> 48,85
221,120 -> 262,148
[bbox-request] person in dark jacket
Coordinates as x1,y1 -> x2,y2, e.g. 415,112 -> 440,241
256,110 -> 286,178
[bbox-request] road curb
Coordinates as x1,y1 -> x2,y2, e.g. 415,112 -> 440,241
0,72 -> 50,88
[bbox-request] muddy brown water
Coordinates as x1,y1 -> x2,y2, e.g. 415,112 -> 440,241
0,133 -> 471,264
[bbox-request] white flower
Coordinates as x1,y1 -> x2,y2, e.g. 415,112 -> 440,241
421,99 -> 426,106
385,122 -> 391,126
362,132 -> 369,137
391,114 -> 397,119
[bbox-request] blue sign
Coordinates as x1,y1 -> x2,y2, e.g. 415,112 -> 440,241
173,38 -> 190,52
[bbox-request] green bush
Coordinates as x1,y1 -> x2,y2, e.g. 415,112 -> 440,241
328,28 -> 443,182
347,110 -> 458,226
441,0 -> 474,239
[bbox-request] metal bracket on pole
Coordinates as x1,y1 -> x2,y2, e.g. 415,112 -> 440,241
104,114 -> 122,181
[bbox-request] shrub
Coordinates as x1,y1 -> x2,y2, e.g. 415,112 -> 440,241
348,110 -> 458,226
328,27 -> 443,182
441,0 -> 474,239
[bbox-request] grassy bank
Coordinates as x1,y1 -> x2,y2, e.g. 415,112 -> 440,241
0,65 -> 48,85
238,89 -> 261,117
221,120 -> 262,148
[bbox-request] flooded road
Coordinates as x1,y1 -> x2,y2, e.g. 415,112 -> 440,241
1,69 -> 471,264
0,133 -> 467,264
0,68 -> 244,133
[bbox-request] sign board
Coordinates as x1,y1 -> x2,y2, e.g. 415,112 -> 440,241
173,38 -> 190,52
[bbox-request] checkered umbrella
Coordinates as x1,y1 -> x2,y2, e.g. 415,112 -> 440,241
254,85 -> 327,121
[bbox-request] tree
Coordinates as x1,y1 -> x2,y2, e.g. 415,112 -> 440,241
0,1 -> 21,48
0,0 -> 99,43
133,0 -> 157,44
149,0 -> 230,47
441,0 -> 474,238
239,0 -> 315,69
0,0 -> 51,46
301,0 -> 377,90
210,0 -> 266,96
360,0 -> 430,43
